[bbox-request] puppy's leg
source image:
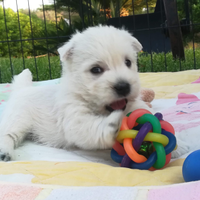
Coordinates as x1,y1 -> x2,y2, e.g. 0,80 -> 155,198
64,110 -> 124,149
101,110 -> 124,148
0,102 -> 32,161
0,69 -> 33,161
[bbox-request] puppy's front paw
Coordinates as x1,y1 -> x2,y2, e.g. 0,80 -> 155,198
108,110 -> 124,134
104,110 -> 124,147
0,137 -> 14,161
0,151 -> 11,161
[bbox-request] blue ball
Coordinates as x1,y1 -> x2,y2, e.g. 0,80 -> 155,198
182,150 -> 200,182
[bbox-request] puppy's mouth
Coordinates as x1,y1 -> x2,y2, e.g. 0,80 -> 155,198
106,99 -> 128,112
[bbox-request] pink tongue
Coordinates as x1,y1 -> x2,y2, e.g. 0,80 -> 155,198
110,99 -> 127,110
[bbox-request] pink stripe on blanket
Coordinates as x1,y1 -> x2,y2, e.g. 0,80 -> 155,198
148,181 -> 200,200
192,77 -> 200,84
176,93 -> 200,105
0,184 -> 41,200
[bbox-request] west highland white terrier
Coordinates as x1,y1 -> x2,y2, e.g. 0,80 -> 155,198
0,25 -> 153,161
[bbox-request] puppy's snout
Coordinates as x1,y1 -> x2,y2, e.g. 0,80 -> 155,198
114,81 -> 130,96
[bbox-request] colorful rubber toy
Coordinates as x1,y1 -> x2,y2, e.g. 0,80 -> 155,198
111,109 -> 177,170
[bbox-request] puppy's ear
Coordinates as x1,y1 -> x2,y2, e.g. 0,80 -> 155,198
57,43 -> 74,62
132,38 -> 143,52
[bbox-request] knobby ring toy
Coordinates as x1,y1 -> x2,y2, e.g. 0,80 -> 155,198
111,109 -> 177,170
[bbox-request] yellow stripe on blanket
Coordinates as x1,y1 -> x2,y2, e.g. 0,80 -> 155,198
0,160 -> 184,186
139,69 -> 200,99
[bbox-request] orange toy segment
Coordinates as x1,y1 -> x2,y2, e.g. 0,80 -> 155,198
123,138 -> 147,163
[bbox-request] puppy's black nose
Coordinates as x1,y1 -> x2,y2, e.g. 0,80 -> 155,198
114,81 -> 130,96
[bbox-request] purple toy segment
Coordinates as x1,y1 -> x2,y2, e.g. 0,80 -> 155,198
121,113 -> 163,168
133,123 -> 152,151
120,153 -> 131,167
154,113 -> 163,121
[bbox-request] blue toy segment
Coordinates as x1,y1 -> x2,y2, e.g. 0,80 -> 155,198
162,130 -> 176,155
110,149 -> 123,163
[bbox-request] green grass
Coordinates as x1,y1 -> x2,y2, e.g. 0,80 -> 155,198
0,56 -> 61,83
0,49 -> 199,83
138,49 -> 200,72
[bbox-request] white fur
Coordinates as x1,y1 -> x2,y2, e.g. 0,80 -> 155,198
0,26 -> 152,161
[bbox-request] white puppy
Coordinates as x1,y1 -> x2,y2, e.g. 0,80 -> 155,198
0,25 -> 151,161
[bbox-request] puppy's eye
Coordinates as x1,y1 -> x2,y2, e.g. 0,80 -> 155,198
125,59 -> 131,68
90,66 -> 104,74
